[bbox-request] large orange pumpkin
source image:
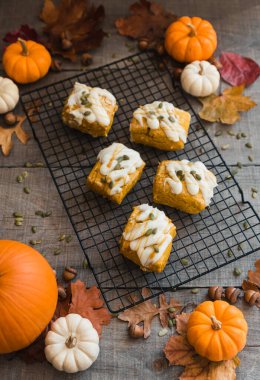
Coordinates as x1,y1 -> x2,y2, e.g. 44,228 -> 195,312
165,16 -> 217,63
0,240 -> 58,353
3,38 -> 51,84
187,300 -> 248,362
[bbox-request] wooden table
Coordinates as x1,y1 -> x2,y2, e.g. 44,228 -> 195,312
0,1 -> 259,379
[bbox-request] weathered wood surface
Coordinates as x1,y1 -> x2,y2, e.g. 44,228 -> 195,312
0,0 -> 259,379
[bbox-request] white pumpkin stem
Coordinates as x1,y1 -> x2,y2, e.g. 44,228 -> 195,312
187,23 -> 196,37
210,315 -> 222,330
18,38 -> 29,56
65,336 -> 77,348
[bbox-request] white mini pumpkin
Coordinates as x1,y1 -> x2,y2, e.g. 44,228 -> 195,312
45,314 -> 100,373
0,77 -> 19,114
181,60 -> 220,97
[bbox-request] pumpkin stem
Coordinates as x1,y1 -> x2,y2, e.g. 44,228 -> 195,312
18,38 -> 29,56
187,23 -> 197,37
210,315 -> 222,330
65,335 -> 77,348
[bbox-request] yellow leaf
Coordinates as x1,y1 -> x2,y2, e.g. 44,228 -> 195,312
199,85 -> 256,125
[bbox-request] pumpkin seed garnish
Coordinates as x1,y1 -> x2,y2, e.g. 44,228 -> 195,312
221,144 -> 230,150
149,213 -> 155,220
116,155 -> 129,163
15,216 -> 23,222
53,248 -> 61,256
145,228 -> 154,236
22,171 -> 28,178
195,174 -> 201,181
16,175 -> 23,183
15,220 -> 23,226
191,288 -> 199,294
227,249 -> 233,257
114,163 -> 121,170
109,181 -> 114,189
84,111 -> 91,116
227,130 -> 235,136
233,267 -> 242,276
248,155 -> 253,162
59,234 -> 66,241
31,226 -> 37,233
168,116 -> 175,122
176,170 -> 185,181
23,187 -> 30,194
168,307 -> 176,313
65,235 -> 72,243
241,132 -> 247,138
181,258 -> 189,266
215,130 -> 222,137
13,212 -> 23,218
158,102 -> 163,109
154,246 -> 159,253
101,177 -> 106,184
82,259 -> 88,269
236,133 -> 241,139
158,115 -> 164,121
243,221 -> 249,230
245,142 -> 252,148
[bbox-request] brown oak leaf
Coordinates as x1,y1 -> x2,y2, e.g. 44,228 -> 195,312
118,295 -> 159,338
180,358 -> 237,380
69,280 -> 112,335
175,313 -> 190,336
115,0 -> 177,46
199,85 -> 256,125
164,335 -> 197,366
159,293 -> 182,328
248,259 -> 260,288
40,0 -> 106,61
0,115 -> 30,156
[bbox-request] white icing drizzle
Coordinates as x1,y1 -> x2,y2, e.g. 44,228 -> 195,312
66,82 -> 116,127
133,101 -> 187,143
97,142 -> 144,195
123,204 -> 174,267
165,160 -> 218,206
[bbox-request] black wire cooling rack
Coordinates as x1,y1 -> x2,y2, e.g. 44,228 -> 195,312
21,51 -> 260,313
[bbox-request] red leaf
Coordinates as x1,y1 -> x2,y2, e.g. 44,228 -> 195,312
3,24 -> 41,44
219,52 -> 260,87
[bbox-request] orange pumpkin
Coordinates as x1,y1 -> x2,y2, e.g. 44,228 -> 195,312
165,16 -> 217,63
3,38 -> 51,84
187,300 -> 248,362
0,240 -> 58,353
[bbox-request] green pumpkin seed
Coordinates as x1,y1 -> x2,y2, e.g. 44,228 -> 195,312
227,249 -> 233,257
195,174 -> 201,181
59,234 -> 66,241
35,162 -> 44,168
158,102 -> 163,109
145,229 -> 154,236
181,258 -> 189,266
237,243 -> 243,251
237,162 -> 242,169
158,115 -> 164,121
109,181 -> 114,189
22,171 -> 28,178
252,192 -> 257,199
158,328 -> 168,337
82,259 -> 88,269
65,235 -> 72,243
16,175 -> 23,183
168,116 -> 175,122
236,133 -> 241,140
84,111 -> 91,116
149,213 -> 155,220
221,144 -> 230,150
101,177 -> 106,184
13,212 -> 23,218
53,248 -> 61,256
114,163 -> 121,170
191,288 -> 199,294
233,267 -> 242,276
168,319 -> 174,328
248,155 -> 253,162
35,210 -> 45,217
168,307 -> 176,313
15,217 -> 23,222
245,142 -> 252,148
23,187 -> 30,194
215,130 -> 222,137
24,162 -> 33,168
44,210 -> 52,217
227,130 -> 235,136
251,187 -> 258,193
15,220 -> 23,226
243,221 -> 249,230
31,226 -> 37,233
241,132 -> 247,138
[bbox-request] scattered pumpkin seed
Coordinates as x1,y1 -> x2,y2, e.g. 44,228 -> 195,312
225,175 -> 232,180
158,102 -> 163,109
101,177 -> 106,184
158,115 -> 164,121
109,181 -> 114,189
168,319 -> 174,328
24,162 -> 33,168
248,155 -> 253,162
237,243 -> 243,251
168,307 -> 176,313
15,217 -> 23,222
227,130 -> 235,136
35,210 -> 44,217
233,267 -> 242,276
145,228 -> 154,236
245,142 -> 252,148
149,213 -> 155,220
195,174 -> 201,181
44,210 -> 52,217
59,234 -> 66,241
31,226 -> 37,233
158,328 -> 168,337
22,171 -> 28,178
221,144 -> 230,150
82,259 -> 88,269
251,187 -> 258,193
168,116 -> 175,122
181,258 -> 189,266
243,221 -> 249,230
215,130 -> 222,137
29,239 -> 42,245
114,163 -> 121,170
65,235 -> 72,243
16,175 -> 23,183
227,249 -> 233,257
191,288 -> 199,294
236,133 -> 241,139
23,187 -> 30,194
35,162 -> 44,168
231,169 -> 238,176
241,132 -> 247,138
84,111 -> 91,116
15,220 -> 23,226
152,228 -> 157,234
237,162 -> 242,169
252,192 -> 257,199
13,212 -> 23,218
53,248 -> 61,256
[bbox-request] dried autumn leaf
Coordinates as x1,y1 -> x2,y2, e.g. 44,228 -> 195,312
175,313 -> 190,336
0,115 -> 30,156
180,358 -> 237,380
219,52 -> 260,87
248,258 -> 260,288
69,280 -> 112,335
199,85 -> 256,125
159,293 -> 182,328
164,335 -> 196,366
118,296 -> 159,338
242,279 -> 260,292
40,0 -> 106,61
3,24 -> 41,44
115,0 -> 177,46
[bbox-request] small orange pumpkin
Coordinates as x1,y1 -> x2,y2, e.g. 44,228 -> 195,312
0,240 -> 58,353
3,38 -> 51,84
165,16 -> 217,63
187,300 -> 248,362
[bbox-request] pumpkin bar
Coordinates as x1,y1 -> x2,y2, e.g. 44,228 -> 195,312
130,101 -> 191,151
62,82 -> 118,137
87,142 -> 145,204
153,159 -> 218,214
120,204 -> 176,272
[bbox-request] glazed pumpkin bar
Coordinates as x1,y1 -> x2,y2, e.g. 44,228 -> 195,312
87,142 -> 145,204
153,159 -> 218,214
130,101 -> 191,151
62,82 -> 118,137
120,204 -> 176,272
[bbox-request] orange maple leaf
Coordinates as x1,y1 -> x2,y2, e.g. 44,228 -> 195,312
158,293 -> 182,328
199,85 -> 256,125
